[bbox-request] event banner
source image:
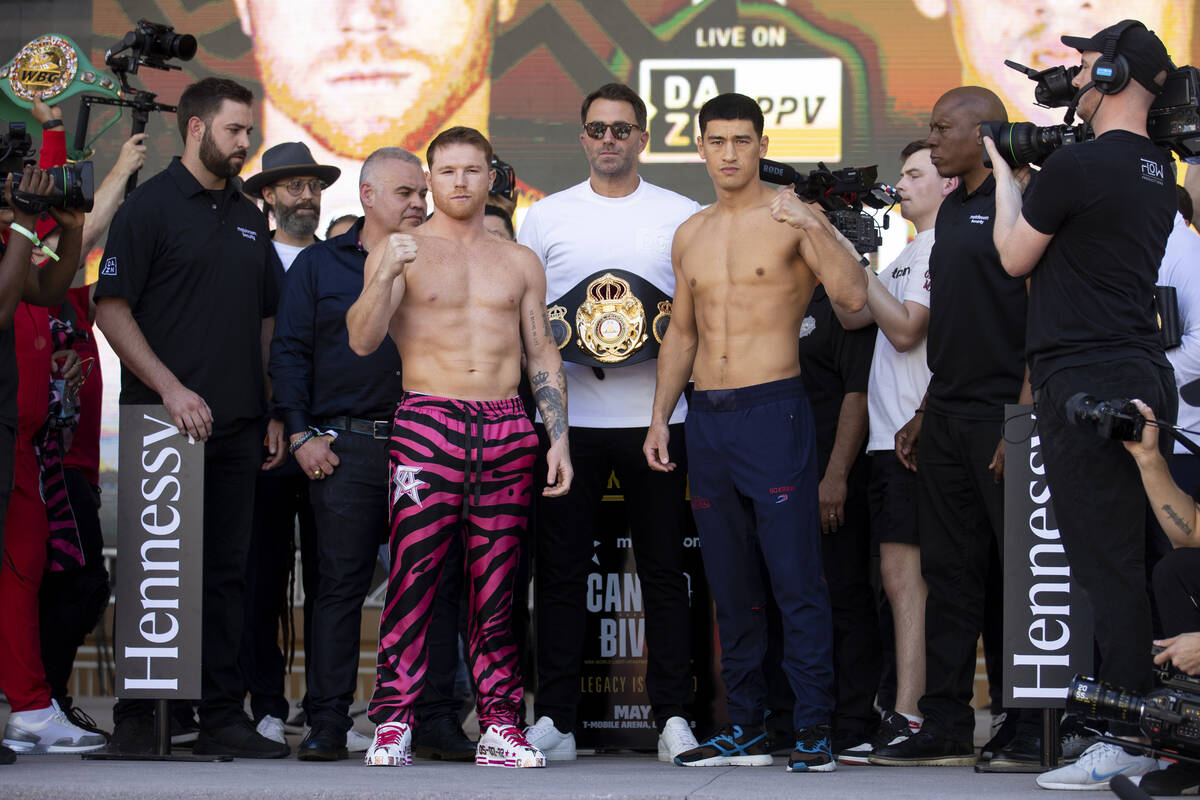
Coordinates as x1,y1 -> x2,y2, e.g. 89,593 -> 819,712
1002,404 -> 1093,708
114,405 -> 204,699
576,472 -> 716,748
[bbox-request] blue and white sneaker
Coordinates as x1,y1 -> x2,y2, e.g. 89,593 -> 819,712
674,724 -> 773,767
1035,741 -> 1161,790
788,724 -> 836,772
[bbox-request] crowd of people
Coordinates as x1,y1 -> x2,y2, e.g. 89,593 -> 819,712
0,15 -> 1198,795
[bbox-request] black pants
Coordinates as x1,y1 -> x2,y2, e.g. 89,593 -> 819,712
115,420 -> 262,728
1037,360 -> 1175,714
1153,548 -> 1200,638
240,462 -> 317,723
39,469 -> 110,700
535,424 -> 694,732
916,410 -> 1007,742
303,430 -> 463,732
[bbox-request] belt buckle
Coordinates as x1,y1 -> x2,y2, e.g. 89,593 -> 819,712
372,420 -> 390,439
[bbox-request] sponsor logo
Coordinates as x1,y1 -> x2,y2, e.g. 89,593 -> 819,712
690,496 -> 711,510
769,485 -> 795,494
775,494 -> 789,504
101,257 -> 118,276
891,265 -> 910,279
391,465 -> 429,507
799,315 -> 816,338
1140,158 -> 1165,184
236,226 -> 258,241
969,214 -> 990,225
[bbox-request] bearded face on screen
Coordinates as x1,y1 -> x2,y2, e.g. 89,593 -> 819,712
236,0 -> 507,158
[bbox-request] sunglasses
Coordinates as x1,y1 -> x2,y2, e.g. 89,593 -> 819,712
583,121 -> 641,140
276,178 -> 327,197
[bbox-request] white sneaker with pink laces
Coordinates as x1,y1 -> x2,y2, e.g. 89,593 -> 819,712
476,724 -> 546,768
364,722 -> 412,766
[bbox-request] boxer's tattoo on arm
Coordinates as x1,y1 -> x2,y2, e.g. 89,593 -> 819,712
532,366 -> 568,442
542,309 -> 552,340
1164,503 -> 1194,539
528,308 -> 540,347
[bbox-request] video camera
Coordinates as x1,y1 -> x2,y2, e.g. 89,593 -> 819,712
1066,647 -> 1200,764
104,19 -> 196,75
758,159 -> 897,254
490,155 -> 516,202
1065,392 -> 1146,442
0,121 -> 94,213
982,59 -> 1200,168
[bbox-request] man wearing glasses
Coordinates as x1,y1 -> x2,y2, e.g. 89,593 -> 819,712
519,83 -> 701,763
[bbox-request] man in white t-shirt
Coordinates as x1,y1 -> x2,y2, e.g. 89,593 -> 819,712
1158,207 -> 1200,495
832,142 -> 956,764
518,83 -> 701,763
244,141 -> 341,271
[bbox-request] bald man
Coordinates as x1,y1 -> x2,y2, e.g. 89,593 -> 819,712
868,87 -> 1035,768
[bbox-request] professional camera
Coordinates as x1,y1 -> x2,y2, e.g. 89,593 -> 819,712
104,19 -> 196,75
490,155 -> 516,202
0,121 -> 94,213
1065,392 -> 1145,442
1066,648 -> 1200,762
982,59 -> 1200,168
759,159 -> 897,253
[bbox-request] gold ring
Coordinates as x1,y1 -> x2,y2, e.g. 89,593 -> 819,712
313,469 -> 322,477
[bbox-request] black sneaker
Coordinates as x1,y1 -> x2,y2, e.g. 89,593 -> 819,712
1139,761 -> 1200,795
987,729 -> 1045,771
1059,714 -> 1101,763
869,730 -> 977,767
194,719 -> 290,759
836,710 -> 911,766
170,703 -> 200,746
674,724 -> 774,767
788,724 -> 836,772
57,697 -> 110,743
0,744 -> 14,765
298,723 -> 348,762
107,714 -> 155,755
413,714 -> 477,762
979,712 -> 1018,762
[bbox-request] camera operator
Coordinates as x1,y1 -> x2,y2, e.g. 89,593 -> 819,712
986,20 -> 1179,791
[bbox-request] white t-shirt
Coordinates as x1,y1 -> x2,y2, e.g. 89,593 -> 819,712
518,178 -> 699,428
866,229 -> 935,452
1158,213 -> 1200,455
273,240 -> 306,272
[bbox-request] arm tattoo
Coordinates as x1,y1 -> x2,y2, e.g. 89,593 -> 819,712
542,310 -> 552,340
534,364 -> 568,442
528,308 -> 540,347
1164,504 -> 1194,539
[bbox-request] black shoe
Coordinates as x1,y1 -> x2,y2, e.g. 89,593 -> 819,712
57,697 -> 110,743
0,744 -> 15,765
674,723 -> 774,767
284,708 -> 307,735
788,724 -> 836,772
869,730 -> 977,766
1139,762 -> 1200,795
107,715 -> 156,755
979,713 -> 1018,762
413,714 -> 477,762
298,723 -> 348,762
987,729 -> 1046,771
194,719 -> 290,759
170,704 -> 200,746
836,710 -> 912,765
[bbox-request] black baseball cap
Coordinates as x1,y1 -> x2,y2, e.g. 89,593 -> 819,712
1062,20 -> 1175,95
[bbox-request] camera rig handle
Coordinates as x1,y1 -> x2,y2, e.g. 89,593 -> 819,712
73,89 -> 175,197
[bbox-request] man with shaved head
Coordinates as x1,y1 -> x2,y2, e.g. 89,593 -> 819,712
870,86 -> 1036,768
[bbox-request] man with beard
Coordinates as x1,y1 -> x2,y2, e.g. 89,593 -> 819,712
234,0 -> 517,225
237,142 -> 338,749
95,78 -> 285,758
347,126 -> 572,769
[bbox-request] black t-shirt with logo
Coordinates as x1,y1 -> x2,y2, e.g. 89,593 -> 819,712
926,174 -> 1028,420
1022,130 -> 1175,388
94,158 -> 279,435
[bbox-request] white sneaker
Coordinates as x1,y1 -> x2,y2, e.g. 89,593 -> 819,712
658,716 -> 699,763
524,715 -> 576,761
3,699 -> 106,754
476,724 -> 546,768
1035,741 -> 1162,790
364,722 -> 412,767
346,728 -> 372,753
255,715 -> 286,745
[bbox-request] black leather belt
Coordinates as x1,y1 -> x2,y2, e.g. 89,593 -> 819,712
316,416 -> 393,440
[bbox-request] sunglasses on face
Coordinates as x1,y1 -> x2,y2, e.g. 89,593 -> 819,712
276,178 -> 328,197
582,121 -> 641,140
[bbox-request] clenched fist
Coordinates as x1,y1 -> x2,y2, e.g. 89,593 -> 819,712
381,232 -> 419,279
769,187 -> 824,231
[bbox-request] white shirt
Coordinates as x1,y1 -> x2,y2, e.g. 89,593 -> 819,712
519,178 -> 699,428
273,240 -> 306,273
1158,213 -> 1200,454
866,229 -> 935,452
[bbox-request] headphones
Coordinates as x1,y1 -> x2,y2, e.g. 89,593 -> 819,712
1091,20 -> 1143,95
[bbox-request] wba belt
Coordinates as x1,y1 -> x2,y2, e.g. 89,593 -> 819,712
547,270 -> 672,369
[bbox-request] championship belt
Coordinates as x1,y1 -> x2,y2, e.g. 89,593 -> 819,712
547,269 -> 673,369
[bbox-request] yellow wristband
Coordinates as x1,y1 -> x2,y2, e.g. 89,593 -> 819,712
8,222 -> 59,262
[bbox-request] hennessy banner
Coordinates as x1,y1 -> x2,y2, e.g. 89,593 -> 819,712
114,406 -> 204,698
1002,404 -> 1093,707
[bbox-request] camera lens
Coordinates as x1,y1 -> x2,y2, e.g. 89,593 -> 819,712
1068,675 -> 1146,725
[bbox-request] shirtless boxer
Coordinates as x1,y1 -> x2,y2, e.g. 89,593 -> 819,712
643,93 -> 867,773
346,126 -> 572,769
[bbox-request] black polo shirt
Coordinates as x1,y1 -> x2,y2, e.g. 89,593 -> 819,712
1022,130 -> 1175,388
94,157 -> 279,435
270,218 -> 404,438
797,284 -> 876,472
926,174 -> 1027,420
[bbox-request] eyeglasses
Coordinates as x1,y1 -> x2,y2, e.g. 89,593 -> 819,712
276,178 -> 327,197
583,121 -> 641,140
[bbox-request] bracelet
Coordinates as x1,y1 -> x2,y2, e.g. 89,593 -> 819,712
41,119 -> 63,130
288,431 -> 316,453
7,222 -> 59,262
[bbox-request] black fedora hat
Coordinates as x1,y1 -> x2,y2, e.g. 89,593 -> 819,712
243,141 -> 340,198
